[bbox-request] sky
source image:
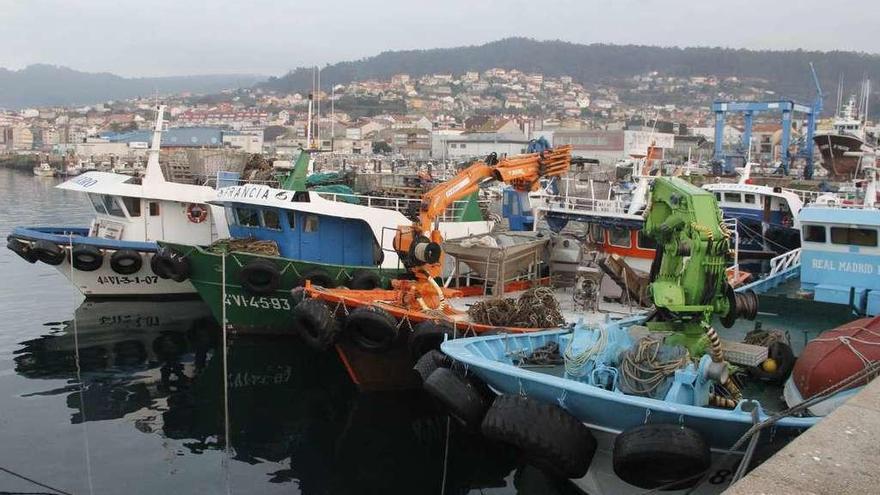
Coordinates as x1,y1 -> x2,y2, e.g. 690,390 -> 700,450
1,0 -> 878,77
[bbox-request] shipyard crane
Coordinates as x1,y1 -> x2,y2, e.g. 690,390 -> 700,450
391,145 -> 572,310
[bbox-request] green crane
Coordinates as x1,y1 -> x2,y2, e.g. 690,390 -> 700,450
643,177 -> 758,356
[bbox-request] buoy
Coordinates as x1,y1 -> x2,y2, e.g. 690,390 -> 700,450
762,358 -> 778,373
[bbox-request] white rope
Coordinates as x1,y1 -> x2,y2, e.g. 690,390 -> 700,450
440,415 -> 451,495
69,234 -> 95,495
564,324 -> 607,377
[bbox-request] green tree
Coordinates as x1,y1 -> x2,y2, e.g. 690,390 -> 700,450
372,140 -> 392,154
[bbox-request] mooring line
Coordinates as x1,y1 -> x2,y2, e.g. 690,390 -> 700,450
221,253 -> 233,495
0,465 -> 74,495
68,235 -> 95,495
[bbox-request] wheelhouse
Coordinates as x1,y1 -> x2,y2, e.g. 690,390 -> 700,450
799,206 -> 880,315
224,203 -> 382,266
703,183 -> 802,229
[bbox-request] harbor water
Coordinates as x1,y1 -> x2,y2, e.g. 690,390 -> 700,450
0,168 -> 554,495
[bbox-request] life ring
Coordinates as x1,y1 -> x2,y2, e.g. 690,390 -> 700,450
110,249 -> 143,275
150,248 -> 191,282
71,245 -> 104,272
344,305 -> 398,352
32,240 -> 66,266
186,203 -> 208,224
7,236 -> 37,264
239,259 -> 281,295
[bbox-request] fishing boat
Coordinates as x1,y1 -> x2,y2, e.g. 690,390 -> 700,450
32,162 -> 55,177
425,177 -> 847,492
702,167 -> 804,255
159,151 -> 494,333
6,105 -> 229,297
814,87 -> 876,179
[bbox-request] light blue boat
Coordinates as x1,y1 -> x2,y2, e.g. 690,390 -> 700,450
441,317 -> 819,452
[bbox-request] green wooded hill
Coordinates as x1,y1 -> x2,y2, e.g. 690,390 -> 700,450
260,37 -> 880,110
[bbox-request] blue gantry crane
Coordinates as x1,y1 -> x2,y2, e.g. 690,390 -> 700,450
713,64 -> 823,179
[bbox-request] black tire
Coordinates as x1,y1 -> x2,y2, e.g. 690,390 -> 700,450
150,248 -> 190,282
110,249 -> 143,275
347,269 -> 381,290
345,306 -> 398,352
292,298 -> 338,351
71,245 -> 104,272
32,240 -> 66,266
482,394 -> 596,479
408,321 -> 454,360
612,423 -> 710,490
294,268 -> 336,288
239,259 -> 281,295
7,236 -> 37,263
424,367 -> 491,429
412,349 -> 452,383
749,341 -> 796,383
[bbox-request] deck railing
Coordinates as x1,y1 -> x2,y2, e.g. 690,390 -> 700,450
534,193 -> 632,217
314,191 -> 489,222
769,248 -> 802,276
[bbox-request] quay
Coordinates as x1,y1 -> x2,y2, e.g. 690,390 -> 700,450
726,376 -> 880,494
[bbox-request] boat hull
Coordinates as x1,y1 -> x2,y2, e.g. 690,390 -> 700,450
814,133 -> 870,178
160,242 -> 405,332
9,226 -> 196,297
442,328 -> 818,451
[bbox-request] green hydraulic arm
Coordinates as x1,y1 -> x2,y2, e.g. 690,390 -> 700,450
643,177 -> 758,355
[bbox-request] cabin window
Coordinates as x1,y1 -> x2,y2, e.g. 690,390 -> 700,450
714,192 -> 721,202
744,194 -> 756,204
609,227 -> 631,248
149,202 -> 160,216
236,207 -> 260,227
802,225 -> 826,243
830,227 -> 878,247
286,211 -> 296,230
304,214 -> 319,233
637,231 -> 657,250
100,195 -> 126,217
225,207 -> 236,226
724,193 -> 741,203
263,209 -> 281,230
121,197 -> 141,217
88,193 -> 108,214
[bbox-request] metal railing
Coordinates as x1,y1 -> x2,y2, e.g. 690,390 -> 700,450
769,248 -> 802,276
314,191 -> 489,222
535,193 -> 633,217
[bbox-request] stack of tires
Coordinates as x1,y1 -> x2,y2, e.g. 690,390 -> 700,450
416,353 -> 713,489
415,354 -> 598,481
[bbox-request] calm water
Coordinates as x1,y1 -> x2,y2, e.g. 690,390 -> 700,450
0,168 -> 574,495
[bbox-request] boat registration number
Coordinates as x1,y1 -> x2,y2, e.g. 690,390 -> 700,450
96,275 -> 159,285
225,294 -> 291,311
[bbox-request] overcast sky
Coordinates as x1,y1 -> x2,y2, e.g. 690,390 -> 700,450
2,0 -> 877,77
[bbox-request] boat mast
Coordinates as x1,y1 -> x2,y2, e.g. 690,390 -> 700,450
142,104 -> 167,186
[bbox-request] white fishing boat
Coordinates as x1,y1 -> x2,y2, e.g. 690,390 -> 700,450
7,105 -> 229,297
33,163 -> 55,177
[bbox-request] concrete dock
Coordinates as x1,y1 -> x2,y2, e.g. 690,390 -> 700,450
725,377 -> 880,494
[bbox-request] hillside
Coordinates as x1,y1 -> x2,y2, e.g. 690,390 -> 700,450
260,38 -> 880,108
0,65 -> 264,109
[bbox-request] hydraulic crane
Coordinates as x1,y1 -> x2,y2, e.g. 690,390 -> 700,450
643,177 -> 759,356
391,145 -> 573,311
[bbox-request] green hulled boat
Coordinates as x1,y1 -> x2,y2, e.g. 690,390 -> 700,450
159,241 -> 406,332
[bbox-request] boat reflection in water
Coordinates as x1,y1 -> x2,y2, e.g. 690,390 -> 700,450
13,300 -> 575,494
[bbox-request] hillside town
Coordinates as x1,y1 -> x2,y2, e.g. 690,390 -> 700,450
1,67 -> 819,181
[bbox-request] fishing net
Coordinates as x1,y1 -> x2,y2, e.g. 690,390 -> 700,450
467,286 -> 565,328
210,237 -> 279,256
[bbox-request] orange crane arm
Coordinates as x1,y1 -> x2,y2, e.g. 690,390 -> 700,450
416,145 -> 572,233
